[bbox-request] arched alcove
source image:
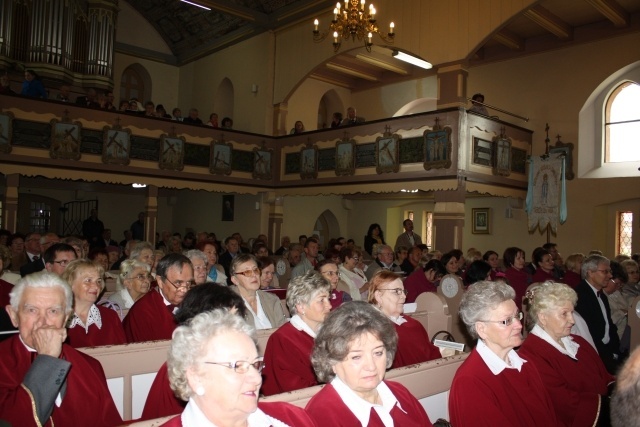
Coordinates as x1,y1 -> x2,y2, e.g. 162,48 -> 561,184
119,63 -> 152,103
317,89 -> 344,129
393,97 -> 438,116
214,78 -> 235,122
313,209 -> 340,248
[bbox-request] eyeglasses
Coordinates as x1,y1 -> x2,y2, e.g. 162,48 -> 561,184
597,269 -> 612,275
162,276 -> 195,291
378,288 -> 408,296
480,311 -> 523,327
193,264 -> 209,272
352,257 -> 360,262
234,268 -> 261,278
132,274 -> 152,282
204,357 -> 265,374
322,270 -> 341,277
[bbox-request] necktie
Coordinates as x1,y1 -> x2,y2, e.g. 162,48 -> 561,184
33,255 -> 40,262
167,304 -> 177,313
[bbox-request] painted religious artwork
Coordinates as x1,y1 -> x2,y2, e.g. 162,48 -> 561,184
423,125 -> 452,171
376,131 -> 400,174
222,195 -> 234,221
210,140 -> 233,175
102,125 -> 131,165
300,145 -> 318,179
50,118 -> 82,160
492,136 -> 512,176
0,111 -> 13,153
472,137 -> 492,167
335,137 -> 355,176
549,138 -> 575,180
253,145 -> 272,180
159,135 -> 185,171
472,208 -> 491,234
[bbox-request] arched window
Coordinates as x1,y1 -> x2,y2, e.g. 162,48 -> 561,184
605,81 -> 640,163
120,64 -> 151,103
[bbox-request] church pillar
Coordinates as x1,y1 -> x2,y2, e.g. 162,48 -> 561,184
273,102 -> 288,136
4,174 -> 19,233
262,192 -> 283,252
436,63 -> 469,110
433,184 -> 466,251
145,185 -> 158,246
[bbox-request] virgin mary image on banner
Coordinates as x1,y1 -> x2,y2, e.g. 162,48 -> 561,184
525,155 -> 567,232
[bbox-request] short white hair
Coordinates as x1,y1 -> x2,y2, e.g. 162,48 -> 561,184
10,271 -> 73,315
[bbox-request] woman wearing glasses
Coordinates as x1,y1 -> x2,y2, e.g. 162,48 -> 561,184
261,271 -> 331,396
230,254 -> 288,330
449,281 -> 557,426
368,270 -> 441,369
519,281 -> 614,426
108,259 -> 152,309
161,309 -> 315,427
339,246 -> 368,301
62,259 -> 126,348
316,259 -> 351,310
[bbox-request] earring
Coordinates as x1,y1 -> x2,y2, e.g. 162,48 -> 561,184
195,386 -> 205,396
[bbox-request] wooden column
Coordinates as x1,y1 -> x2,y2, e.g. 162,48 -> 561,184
145,185 -> 158,246
433,186 -> 466,251
437,63 -> 469,110
4,174 -> 19,233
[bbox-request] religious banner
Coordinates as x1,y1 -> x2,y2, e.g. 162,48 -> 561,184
525,155 -> 567,232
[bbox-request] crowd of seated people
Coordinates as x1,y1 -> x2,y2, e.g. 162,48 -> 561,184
2,216 -> 640,425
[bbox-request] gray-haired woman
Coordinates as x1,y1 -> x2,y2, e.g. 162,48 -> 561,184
160,310 -> 315,427
519,281 -> 615,427
261,271 -> 331,396
184,249 -> 209,285
305,301 -> 433,426
107,259 -> 151,309
449,281 -> 556,426
130,241 -> 155,270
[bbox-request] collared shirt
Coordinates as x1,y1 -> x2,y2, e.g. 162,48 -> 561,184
290,314 -> 316,338
475,339 -> 526,375
331,376 -> 404,427
530,324 -> 580,360
158,287 -> 178,314
586,280 -> 610,344
69,304 -> 102,333
245,292 -> 272,330
387,314 -> 408,326
181,398 -> 291,427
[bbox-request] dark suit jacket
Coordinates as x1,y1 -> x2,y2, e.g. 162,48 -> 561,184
19,258 -> 45,277
219,252 -> 236,284
575,279 -> 620,374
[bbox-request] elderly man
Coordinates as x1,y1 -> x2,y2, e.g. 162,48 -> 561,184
20,234 -> 61,277
575,254 -> 622,374
394,219 -> 422,250
275,236 -> 291,256
365,244 -> 402,280
123,253 -> 194,342
291,238 -> 319,279
340,106 -> 365,126
1,272 -> 122,426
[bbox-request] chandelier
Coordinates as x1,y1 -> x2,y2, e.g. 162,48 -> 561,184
312,0 -> 395,53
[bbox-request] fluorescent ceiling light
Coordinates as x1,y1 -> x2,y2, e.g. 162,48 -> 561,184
132,183 -> 147,188
180,0 -> 211,11
392,51 -> 432,70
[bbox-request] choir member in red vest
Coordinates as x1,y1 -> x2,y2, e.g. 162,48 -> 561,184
519,281 -> 615,426
0,272 -> 122,427
449,281 -> 557,426
368,270 -> 441,369
317,259 -> 351,310
141,283 -> 248,420
306,301 -> 434,426
483,250 -> 501,281
503,246 -> 531,310
403,259 -> 445,303
107,259 -> 152,310
160,310 -> 315,427
123,253 -> 194,342
62,259 -> 126,348
463,260 -> 492,288
262,271 -> 331,396
562,253 -> 584,289
531,247 -> 557,283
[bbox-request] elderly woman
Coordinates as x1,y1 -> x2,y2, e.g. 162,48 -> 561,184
449,281 -> 557,426
562,253 -> 584,289
368,270 -> 441,369
130,241 -> 156,270
62,259 -> 126,348
107,259 -> 151,309
404,259 -> 446,303
621,259 -> 640,302
503,246 -> 531,310
531,247 -> 556,283
184,249 -> 209,285
305,301 -> 433,426
339,246 -> 368,301
161,310 -> 315,427
519,281 -> 615,426
195,240 -> 227,284
0,245 -> 20,285
230,254 -> 288,330
261,271 -> 331,396
316,259 -> 351,310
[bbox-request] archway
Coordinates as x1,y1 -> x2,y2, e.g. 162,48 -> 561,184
317,89 -> 344,129
393,97 -> 438,116
214,78 -> 235,123
119,63 -> 152,103
313,209 -> 340,248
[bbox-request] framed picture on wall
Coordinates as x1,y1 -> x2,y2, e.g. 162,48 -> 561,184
492,136 -> 511,176
472,208 -> 491,234
0,111 -> 13,153
423,127 -> 452,171
376,133 -> 400,174
253,146 -> 272,180
335,137 -> 355,176
210,140 -> 233,175
50,118 -> 82,160
159,134 -> 185,171
549,139 -> 575,180
300,145 -> 318,179
222,194 -> 234,221
102,125 -> 131,165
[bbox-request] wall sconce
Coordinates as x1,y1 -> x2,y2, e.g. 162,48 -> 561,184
251,84 -> 258,94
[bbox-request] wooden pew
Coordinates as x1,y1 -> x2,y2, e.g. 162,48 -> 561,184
127,353 -> 469,426
86,304 -> 453,421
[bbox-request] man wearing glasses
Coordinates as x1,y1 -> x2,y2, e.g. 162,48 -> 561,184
575,254 -> 622,374
123,253 -> 194,343
365,244 -> 402,281
43,243 -> 77,276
